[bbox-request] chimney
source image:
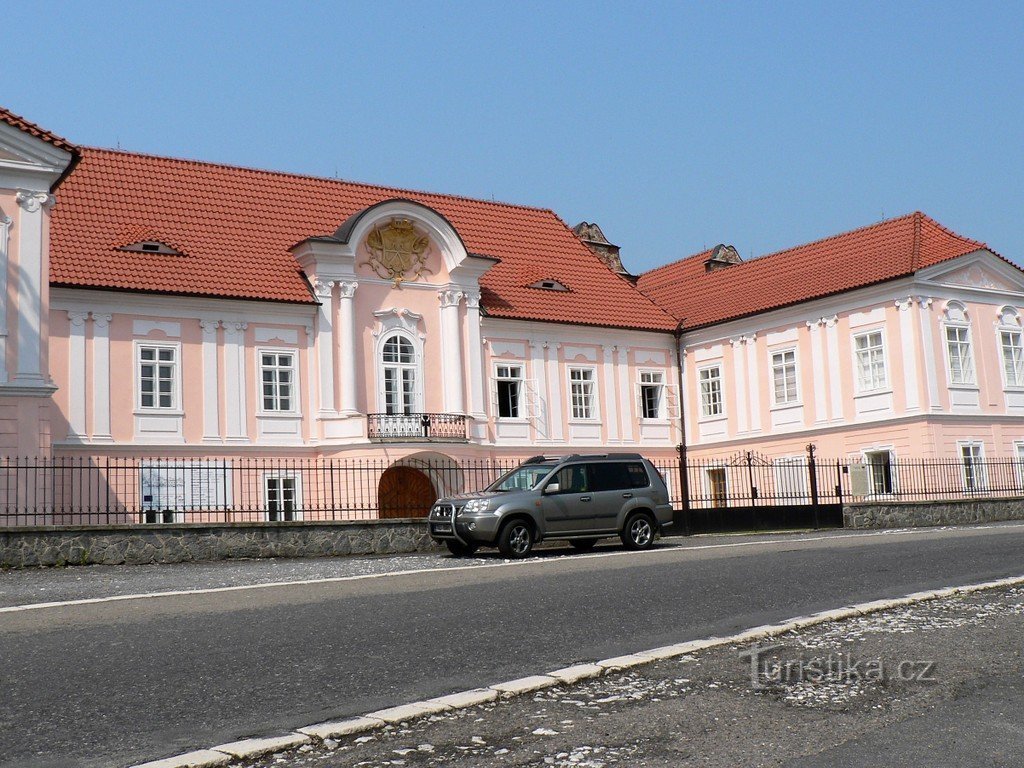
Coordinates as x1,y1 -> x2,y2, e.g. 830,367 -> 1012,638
703,244 -> 742,272
572,221 -> 629,276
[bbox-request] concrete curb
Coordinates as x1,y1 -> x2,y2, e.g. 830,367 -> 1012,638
129,574 -> 1024,768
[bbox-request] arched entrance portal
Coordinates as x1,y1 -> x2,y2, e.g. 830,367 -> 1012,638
378,465 -> 438,518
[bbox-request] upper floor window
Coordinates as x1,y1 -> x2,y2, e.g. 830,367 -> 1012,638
1001,330 -> 1024,388
382,334 -> 417,415
138,344 -> 178,410
771,349 -> 798,405
699,365 -> 723,418
639,371 -> 665,419
496,364 -> 523,419
853,331 -> 887,392
944,325 -> 975,385
260,351 -> 296,412
568,367 -> 596,420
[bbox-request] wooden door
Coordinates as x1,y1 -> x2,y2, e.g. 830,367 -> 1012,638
378,466 -> 437,519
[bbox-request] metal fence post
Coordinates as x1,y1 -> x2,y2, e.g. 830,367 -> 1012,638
677,442 -> 691,536
806,443 -> 820,530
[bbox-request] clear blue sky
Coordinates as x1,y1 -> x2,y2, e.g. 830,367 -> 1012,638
4,1 -> 1022,271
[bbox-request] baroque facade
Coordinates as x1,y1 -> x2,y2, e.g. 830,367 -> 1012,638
1,105 -> 1022,515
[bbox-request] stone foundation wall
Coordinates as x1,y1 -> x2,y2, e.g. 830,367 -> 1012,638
0,520 -> 441,569
844,496 -> 1024,529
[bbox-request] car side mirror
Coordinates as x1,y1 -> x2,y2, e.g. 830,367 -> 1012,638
544,483 -> 560,495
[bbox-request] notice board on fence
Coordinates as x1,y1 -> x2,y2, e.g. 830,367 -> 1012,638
140,461 -> 233,510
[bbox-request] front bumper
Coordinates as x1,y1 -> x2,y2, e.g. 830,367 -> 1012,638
428,506 -> 501,545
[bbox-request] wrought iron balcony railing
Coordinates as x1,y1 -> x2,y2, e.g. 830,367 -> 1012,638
366,412 -> 468,442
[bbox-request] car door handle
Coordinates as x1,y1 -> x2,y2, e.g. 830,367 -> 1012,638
622,492 -> 633,498
580,496 -> 591,502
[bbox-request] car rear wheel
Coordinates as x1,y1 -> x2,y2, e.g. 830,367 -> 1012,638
570,538 -> 598,551
498,519 -> 534,559
445,540 -> 478,557
621,511 -> 656,550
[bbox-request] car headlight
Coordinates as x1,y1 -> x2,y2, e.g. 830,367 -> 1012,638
463,498 -> 492,514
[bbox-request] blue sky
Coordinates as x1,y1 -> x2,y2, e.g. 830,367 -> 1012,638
3,1 -> 1022,271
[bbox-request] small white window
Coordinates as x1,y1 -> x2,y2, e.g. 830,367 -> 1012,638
496,364 -> 523,419
771,349 -> 799,405
138,344 -> 178,410
945,325 -> 975,385
260,351 -> 296,412
699,365 -> 723,418
960,442 -> 986,492
863,450 -> 894,495
568,367 -> 596,420
854,331 -> 887,392
639,371 -> 665,419
1000,330 -> 1024,388
265,475 -> 301,521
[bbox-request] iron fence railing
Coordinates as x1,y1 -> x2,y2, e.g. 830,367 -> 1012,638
0,448 -> 1022,528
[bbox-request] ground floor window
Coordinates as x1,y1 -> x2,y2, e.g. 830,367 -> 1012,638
265,475 -> 301,521
960,443 -> 986,492
707,467 -> 728,508
864,450 -> 894,495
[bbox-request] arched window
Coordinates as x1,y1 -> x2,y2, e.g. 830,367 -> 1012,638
941,301 -> 975,386
381,333 -> 417,415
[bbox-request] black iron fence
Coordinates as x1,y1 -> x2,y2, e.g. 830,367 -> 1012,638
1,447 -> 1023,528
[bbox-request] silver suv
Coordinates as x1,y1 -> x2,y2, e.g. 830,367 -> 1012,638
428,454 -> 674,558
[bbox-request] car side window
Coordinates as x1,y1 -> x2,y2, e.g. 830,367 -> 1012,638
589,463 -> 631,492
553,464 -> 589,494
625,462 -> 651,489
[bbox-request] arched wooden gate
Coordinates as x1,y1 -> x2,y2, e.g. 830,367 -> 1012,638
377,465 -> 438,518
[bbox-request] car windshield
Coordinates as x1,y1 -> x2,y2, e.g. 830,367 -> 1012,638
487,463 -> 557,492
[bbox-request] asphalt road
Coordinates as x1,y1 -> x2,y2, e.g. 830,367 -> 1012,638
3,524 -> 1024,768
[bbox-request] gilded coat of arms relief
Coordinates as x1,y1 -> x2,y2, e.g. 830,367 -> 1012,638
361,218 -> 433,288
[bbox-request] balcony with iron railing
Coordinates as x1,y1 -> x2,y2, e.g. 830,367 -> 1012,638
366,412 -> 469,442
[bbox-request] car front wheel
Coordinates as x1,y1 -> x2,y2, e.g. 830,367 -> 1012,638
498,519 -> 534,559
621,512 -> 656,551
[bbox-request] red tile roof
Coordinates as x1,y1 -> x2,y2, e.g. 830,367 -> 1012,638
0,106 -> 78,153
49,148 -> 678,332
636,213 -> 995,330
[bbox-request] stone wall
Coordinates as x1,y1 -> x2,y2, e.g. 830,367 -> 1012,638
0,519 -> 441,569
844,496 -> 1024,529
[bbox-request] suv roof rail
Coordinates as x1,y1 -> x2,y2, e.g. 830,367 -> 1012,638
523,454 -> 563,464
562,452 -> 646,461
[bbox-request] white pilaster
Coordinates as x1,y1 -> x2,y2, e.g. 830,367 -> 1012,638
824,316 -> 843,421
745,334 -> 761,431
807,319 -> 829,423
337,281 -> 359,415
916,296 -> 941,411
896,297 -> 921,413
0,211 -> 11,384
223,321 -> 249,442
314,280 -> 336,416
602,345 -> 620,442
616,346 -> 633,442
547,343 -> 564,442
731,337 -> 749,434
465,292 -> 487,420
90,313 -> 113,442
529,341 -> 549,440
439,290 -> 465,414
199,319 -> 221,442
13,191 -> 53,385
66,311 -> 89,438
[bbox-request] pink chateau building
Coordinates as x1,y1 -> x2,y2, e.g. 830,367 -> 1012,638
1,105 -> 1022,519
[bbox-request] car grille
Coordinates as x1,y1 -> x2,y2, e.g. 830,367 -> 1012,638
431,504 -> 455,520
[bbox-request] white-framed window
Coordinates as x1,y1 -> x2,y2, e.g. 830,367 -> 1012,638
959,442 -> 986,492
495,363 -> 523,419
136,342 -> 180,410
863,449 -> 895,495
265,474 -> 302,522
568,367 -> 596,420
1015,442 -> 1024,489
944,325 -> 975,385
698,365 -> 724,418
770,349 -> 799,405
639,370 -> 665,420
259,350 -> 297,413
1000,329 -> 1024,388
380,332 -> 418,415
853,330 -> 887,392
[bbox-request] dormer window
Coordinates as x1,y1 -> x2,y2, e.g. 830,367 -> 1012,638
118,240 -> 183,256
528,278 -> 569,292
